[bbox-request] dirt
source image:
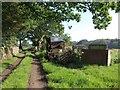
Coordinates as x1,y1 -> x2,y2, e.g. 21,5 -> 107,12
1,51 -> 48,89
0,55 -> 25,83
28,55 -> 48,89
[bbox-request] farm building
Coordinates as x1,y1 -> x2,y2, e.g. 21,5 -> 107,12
47,36 -> 65,59
81,44 -> 111,66
50,37 -> 65,50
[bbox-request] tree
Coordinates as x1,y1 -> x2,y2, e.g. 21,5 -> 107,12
62,33 -> 71,45
77,39 -> 89,47
2,2 -> 120,50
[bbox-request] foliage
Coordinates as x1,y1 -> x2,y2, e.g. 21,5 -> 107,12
61,33 -> 71,45
2,2 -> 120,48
111,49 -> 120,64
52,50 -> 83,69
35,50 -> 82,68
42,61 -> 118,88
21,39 -> 32,47
35,50 -> 46,59
2,52 -> 33,88
70,41 -> 78,46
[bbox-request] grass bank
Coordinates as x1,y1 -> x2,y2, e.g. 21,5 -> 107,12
42,62 -> 118,88
2,52 -> 33,88
1,53 -> 24,73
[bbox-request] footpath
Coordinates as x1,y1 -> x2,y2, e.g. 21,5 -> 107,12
28,53 -> 48,89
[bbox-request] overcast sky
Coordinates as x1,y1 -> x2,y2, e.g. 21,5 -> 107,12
63,9 -> 118,41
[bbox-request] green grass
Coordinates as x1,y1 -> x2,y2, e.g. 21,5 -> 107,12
111,49 -> 119,59
15,53 -> 24,57
35,50 -> 46,58
42,62 -> 118,88
39,49 -> 119,88
110,49 -> 120,64
2,52 -> 33,88
0,53 -> 24,73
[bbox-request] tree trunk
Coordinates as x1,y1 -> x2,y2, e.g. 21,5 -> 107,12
37,35 -> 45,51
19,39 -> 23,50
35,40 -> 39,51
45,37 -> 51,60
46,37 -> 51,52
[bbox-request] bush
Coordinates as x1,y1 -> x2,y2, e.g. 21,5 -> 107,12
50,50 -> 83,69
35,50 -> 46,59
111,49 -> 120,64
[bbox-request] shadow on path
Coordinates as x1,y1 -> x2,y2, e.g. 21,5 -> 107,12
28,53 -> 48,89
0,54 -> 26,83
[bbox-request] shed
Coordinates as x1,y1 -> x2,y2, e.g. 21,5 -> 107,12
50,37 -> 65,49
47,36 -> 65,59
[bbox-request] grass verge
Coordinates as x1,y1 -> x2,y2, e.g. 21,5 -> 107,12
42,62 -> 118,88
110,49 -> 120,64
36,50 -> 119,88
1,53 -> 24,73
2,52 -> 33,88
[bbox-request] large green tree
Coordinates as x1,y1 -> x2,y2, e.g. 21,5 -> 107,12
2,2 -> 120,50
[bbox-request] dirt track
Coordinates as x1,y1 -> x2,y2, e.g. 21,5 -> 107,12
1,51 -> 48,89
28,55 -> 48,89
0,54 -> 25,83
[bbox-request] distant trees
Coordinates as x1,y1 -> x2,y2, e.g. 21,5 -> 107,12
77,39 -> 89,47
76,39 -> 120,49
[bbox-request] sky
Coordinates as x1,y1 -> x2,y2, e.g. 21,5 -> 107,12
63,10 -> 118,41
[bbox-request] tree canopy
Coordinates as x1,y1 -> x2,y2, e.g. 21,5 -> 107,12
2,2 -> 120,49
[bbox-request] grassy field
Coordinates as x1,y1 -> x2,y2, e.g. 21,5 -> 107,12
0,53 -> 24,73
110,49 -> 120,64
39,49 -> 119,88
2,52 -> 33,88
42,62 -> 118,88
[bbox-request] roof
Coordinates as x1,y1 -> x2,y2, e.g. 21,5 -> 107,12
51,37 -> 64,42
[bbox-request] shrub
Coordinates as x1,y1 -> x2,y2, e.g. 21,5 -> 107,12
50,50 -> 83,68
111,49 -> 120,64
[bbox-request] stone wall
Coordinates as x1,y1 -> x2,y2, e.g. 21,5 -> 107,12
12,47 -> 19,55
0,47 -> 19,61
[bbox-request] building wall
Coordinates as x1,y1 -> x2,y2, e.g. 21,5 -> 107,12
81,49 -> 111,66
